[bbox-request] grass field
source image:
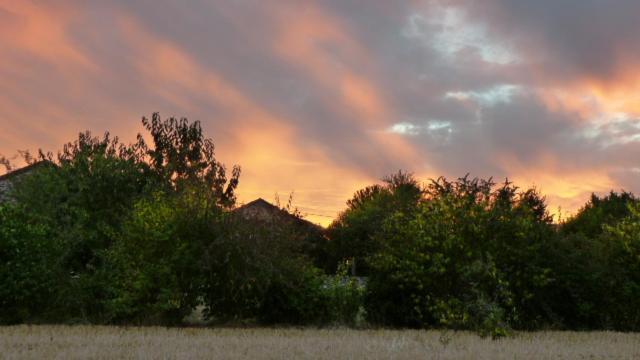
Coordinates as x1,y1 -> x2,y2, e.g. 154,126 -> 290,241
1,326 -> 639,359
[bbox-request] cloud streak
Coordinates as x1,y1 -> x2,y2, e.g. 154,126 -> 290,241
1,0 -> 639,224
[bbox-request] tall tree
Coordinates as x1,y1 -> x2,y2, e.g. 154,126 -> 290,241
142,113 -> 240,208
561,191 -> 638,237
326,171 -> 423,275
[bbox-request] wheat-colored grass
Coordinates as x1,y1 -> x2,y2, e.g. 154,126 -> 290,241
1,325 -> 639,359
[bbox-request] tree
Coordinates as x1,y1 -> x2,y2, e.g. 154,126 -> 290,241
326,171 -> 423,275
365,175 -> 557,335
142,113 -> 240,208
201,213 -> 329,325
0,153 -> 12,173
548,200 -> 640,330
6,113 -> 240,323
106,190 -> 219,324
9,132 -> 150,321
561,191 -> 637,237
601,202 -> 640,329
0,203 -> 63,324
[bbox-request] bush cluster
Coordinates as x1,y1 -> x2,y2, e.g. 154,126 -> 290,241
0,114 -> 360,327
329,173 -> 640,335
1,114 -> 639,335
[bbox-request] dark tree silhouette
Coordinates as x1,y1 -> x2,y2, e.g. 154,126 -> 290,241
142,113 -> 240,208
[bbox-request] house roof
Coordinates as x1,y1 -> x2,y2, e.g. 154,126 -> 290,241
0,161 -> 51,182
233,198 -> 323,230
235,198 -> 277,211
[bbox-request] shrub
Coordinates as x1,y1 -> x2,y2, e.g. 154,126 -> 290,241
5,114 -> 240,324
322,261 -> 367,327
561,191 -> 637,238
105,190 -> 218,325
326,171 -> 423,275
0,204 -> 63,324
365,176 -> 555,335
8,133 -> 151,322
547,196 -> 640,330
259,265 -> 329,325
201,216 -> 329,325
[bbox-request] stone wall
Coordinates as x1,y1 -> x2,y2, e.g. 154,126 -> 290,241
0,162 -> 46,202
0,178 -> 12,202
0,180 -> 11,202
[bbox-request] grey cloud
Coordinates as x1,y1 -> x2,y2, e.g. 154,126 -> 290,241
462,0 -> 640,81
2,0 -> 640,209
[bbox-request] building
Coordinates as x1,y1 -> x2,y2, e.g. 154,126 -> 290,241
0,162 -> 50,202
233,198 -> 328,267
233,198 -> 322,229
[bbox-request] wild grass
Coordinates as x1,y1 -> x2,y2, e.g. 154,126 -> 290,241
1,326 -> 639,359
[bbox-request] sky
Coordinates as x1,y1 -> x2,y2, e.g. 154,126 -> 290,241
1,0 -> 639,225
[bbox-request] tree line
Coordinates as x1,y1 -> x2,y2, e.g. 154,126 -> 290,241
1,114 -> 639,337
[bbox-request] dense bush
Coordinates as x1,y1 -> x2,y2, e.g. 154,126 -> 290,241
0,204 -> 63,324
602,202 -> 640,330
105,190 -> 218,324
363,176 -> 556,336
7,134 -> 150,321
201,215 -> 329,325
2,115 -> 640,333
322,261 -> 367,327
548,196 -> 640,330
326,171 -> 423,275
2,114 -> 240,324
561,191 -> 637,238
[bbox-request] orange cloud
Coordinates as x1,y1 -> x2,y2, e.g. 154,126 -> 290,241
272,4 -> 422,167
0,1 -> 94,69
519,170 -> 616,222
536,62 -> 640,122
495,151 -> 617,221
2,1 -> 636,227
118,15 -> 373,225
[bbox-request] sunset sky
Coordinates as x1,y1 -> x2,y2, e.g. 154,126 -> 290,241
1,1 -> 639,225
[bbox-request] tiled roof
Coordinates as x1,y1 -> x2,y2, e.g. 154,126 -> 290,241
233,198 -> 323,230
0,161 -> 50,182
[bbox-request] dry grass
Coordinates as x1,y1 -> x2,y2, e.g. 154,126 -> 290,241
1,326 -> 639,359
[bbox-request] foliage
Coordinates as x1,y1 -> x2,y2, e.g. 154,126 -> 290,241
273,192 -> 330,270
142,113 -> 240,208
322,261 -> 367,327
105,190 -> 219,324
8,133 -> 149,321
326,171 -> 423,275
3,114 -> 240,323
3,111 -> 640,334
548,200 -> 640,330
0,204 -> 63,324
602,203 -> 640,330
365,176 -> 556,336
561,191 -> 637,237
201,215 -> 329,325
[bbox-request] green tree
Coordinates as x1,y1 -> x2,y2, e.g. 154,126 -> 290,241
549,200 -> 640,330
106,190 -> 219,324
201,213 -> 329,325
602,202 -> 640,329
326,171 -> 423,275
561,191 -> 637,237
6,113 -> 240,322
10,133 -> 149,321
0,203 -> 63,324
142,113 -> 240,208
365,175 -> 556,336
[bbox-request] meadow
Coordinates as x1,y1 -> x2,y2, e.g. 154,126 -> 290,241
1,326 -> 639,359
